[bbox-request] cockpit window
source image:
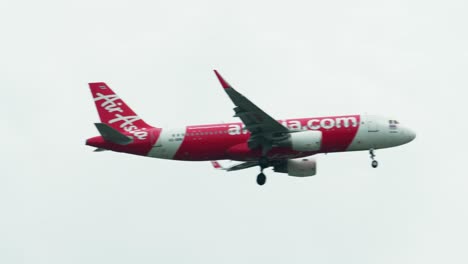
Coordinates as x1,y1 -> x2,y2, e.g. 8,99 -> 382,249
389,120 -> 399,130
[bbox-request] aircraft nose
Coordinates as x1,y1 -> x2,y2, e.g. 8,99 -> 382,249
406,128 -> 416,142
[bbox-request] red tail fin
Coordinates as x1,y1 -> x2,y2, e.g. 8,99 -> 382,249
89,82 -> 153,132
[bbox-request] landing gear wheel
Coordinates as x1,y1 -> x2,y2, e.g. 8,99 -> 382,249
256,173 -> 266,186
369,149 -> 378,168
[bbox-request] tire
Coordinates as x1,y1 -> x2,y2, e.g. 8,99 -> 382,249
256,173 -> 266,185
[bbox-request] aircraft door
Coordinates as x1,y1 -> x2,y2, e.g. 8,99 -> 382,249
150,128 -> 164,145
148,129 -> 169,159
367,119 -> 379,132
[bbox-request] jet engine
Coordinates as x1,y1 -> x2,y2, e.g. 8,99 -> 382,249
274,158 -> 317,177
276,130 -> 322,152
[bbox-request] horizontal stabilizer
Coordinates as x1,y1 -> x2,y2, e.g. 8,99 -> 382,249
94,123 -> 133,145
93,148 -> 108,152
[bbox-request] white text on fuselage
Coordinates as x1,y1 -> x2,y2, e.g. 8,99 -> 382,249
227,117 -> 358,135
94,93 -> 148,140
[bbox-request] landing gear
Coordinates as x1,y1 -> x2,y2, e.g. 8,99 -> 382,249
256,173 -> 266,185
259,156 -> 269,168
370,149 -> 378,168
256,156 -> 269,186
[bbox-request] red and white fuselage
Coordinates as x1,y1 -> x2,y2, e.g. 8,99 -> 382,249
87,114 -> 415,161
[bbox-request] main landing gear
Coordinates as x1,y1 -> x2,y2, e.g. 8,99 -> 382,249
256,157 -> 269,186
370,148 -> 379,168
257,172 -> 266,185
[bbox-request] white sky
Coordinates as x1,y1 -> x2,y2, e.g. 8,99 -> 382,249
1,0 -> 467,263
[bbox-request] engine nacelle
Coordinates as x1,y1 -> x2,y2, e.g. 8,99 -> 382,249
274,158 -> 317,177
277,130 -> 322,152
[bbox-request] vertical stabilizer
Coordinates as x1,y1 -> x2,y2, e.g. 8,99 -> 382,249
89,82 -> 153,133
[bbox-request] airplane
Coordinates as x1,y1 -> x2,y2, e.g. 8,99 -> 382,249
86,70 -> 416,185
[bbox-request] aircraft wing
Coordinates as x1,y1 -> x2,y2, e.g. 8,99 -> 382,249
214,70 -> 289,149
211,160 -> 259,171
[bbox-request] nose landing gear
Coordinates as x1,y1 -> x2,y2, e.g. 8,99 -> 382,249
370,149 -> 378,168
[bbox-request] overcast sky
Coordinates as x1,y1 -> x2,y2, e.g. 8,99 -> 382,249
1,0 -> 467,263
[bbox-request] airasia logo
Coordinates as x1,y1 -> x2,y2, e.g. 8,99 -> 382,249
94,93 -> 148,140
228,116 -> 358,135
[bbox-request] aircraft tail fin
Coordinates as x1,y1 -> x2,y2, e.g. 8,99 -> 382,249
89,82 -> 153,132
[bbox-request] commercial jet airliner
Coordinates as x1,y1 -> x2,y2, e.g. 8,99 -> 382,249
86,70 -> 416,185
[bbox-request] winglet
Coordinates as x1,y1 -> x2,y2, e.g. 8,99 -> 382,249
211,161 -> 224,170
213,70 -> 232,89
